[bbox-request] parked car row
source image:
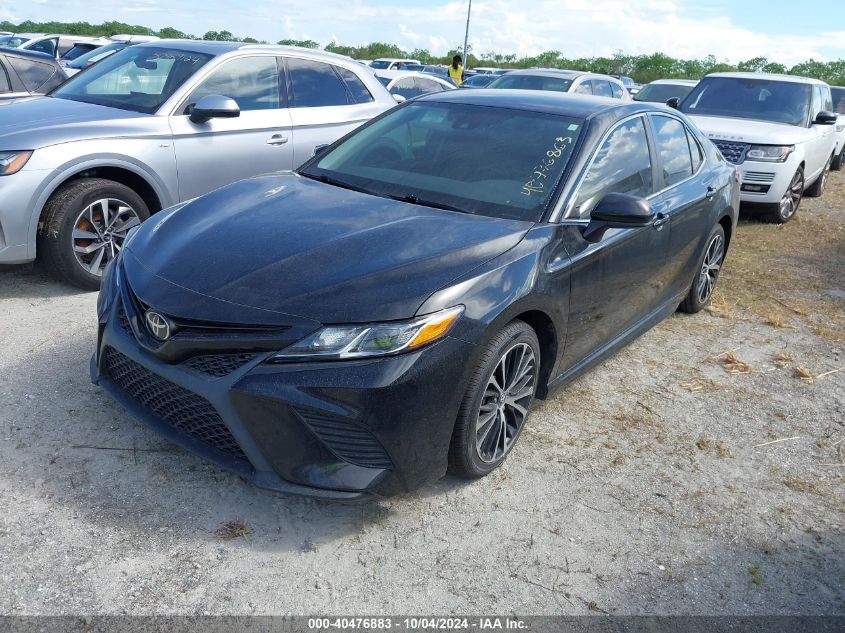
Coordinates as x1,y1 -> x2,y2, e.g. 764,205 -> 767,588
0,47 -> 67,101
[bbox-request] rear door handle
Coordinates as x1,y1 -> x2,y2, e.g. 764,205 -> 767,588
266,134 -> 289,145
705,185 -> 718,199
652,212 -> 669,229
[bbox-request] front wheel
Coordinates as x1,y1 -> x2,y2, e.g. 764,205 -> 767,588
448,320 -> 540,478
761,167 -> 803,223
38,178 -> 149,290
679,223 -> 726,314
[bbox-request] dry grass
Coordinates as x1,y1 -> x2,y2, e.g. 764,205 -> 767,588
718,351 -> 752,374
783,477 -> 823,495
705,291 -> 735,319
695,436 -> 734,458
793,366 -> 842,384
214,520 -> 252,541
680,377 -> 723,393
764,312 -> 788,329
773,352 -> 793,368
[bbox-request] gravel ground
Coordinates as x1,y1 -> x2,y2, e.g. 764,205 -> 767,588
0,174 -> 843,616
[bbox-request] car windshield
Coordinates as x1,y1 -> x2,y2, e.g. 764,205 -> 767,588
488,74 -> 573,92
464,75 -> 495,87
370,60 -> 392,69
299,101 -> 583,221
681,77 -> 811,126
62,45 -> 96,61
68,42 -> 126,68
51,45 -> 213,114
0,36 -> 29,48
831,87 -> 845,114
635,82 -> 695,103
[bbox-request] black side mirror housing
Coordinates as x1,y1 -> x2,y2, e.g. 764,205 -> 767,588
666,97 -> 680,110
312,144 -> 331,158
582,193 -> 656,243
189,95 -> 241,123
814,110 -> 837,125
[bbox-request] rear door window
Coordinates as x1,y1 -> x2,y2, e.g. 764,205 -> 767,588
574,80 -> 592,95
592,80 -> 613,98
0,59 -> 11,92
391,77 -> 419,99
610,82 -> 623,99
575,116 -> 654,217
651,115 -> 693,187
7,57 -> 56,92
288,57 -> 349,107
415,77 -> 444,94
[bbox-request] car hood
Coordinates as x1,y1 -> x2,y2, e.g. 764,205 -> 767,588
124,173 -> 532,324
0,96 -> 158,149
687,114 -> 811,145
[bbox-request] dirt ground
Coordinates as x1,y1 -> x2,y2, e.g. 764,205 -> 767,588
0,173 -> 843,616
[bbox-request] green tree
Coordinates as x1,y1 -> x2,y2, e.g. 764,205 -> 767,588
277,39 -> 320,49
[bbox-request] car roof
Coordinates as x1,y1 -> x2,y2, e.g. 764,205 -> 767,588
650,79 -> 698,86
706,71 -> 828,86
135,40 -> 364,65
388,71 -> 453,84
509,68 -> 584,79
416,88 -> 654,119
0,46 -> 59,63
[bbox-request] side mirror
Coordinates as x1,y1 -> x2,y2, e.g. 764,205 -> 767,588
312,144 -> 330,158
582,193 -> 656,243
666,97 -> 680,110
392,93 -> 407,104
814,110 -> 837,125
189,95 -> 240,123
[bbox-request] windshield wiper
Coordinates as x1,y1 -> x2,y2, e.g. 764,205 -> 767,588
385,193 -> 466,213
299,172 -> 374,196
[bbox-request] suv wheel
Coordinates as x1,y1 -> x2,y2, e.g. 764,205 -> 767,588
762,167 -> 803,223
38,178 -> 149,290
804,155 -> 831,198
448,320 -> 540,478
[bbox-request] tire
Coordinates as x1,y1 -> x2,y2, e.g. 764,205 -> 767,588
448,320 -> 540,478
38,178 -> 149,291
804,155 -> 831,198
760,167 -> 803,223
679,223 -> 726,314
832,148 -> 844,172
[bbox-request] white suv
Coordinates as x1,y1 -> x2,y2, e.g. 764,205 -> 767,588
679,72 -> 837,222
829,86 -> 845,171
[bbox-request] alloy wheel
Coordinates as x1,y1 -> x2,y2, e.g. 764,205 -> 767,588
696,233 -> 724,305
779,170 -> 803,220
475,342 -> 537,463
71,198 -> 141,276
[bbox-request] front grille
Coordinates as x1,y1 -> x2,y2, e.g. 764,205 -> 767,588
743,171 -> 775,183
298,411 -> 393,470
103,347 -> 248,464
118,301 -> 133,336
713,140 -> 749,165
183,353 -> 258,377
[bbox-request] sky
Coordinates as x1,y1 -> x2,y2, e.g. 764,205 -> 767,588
4,0 -> 844,66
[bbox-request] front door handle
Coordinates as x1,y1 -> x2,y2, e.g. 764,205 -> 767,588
266,134 -> 289,145
652,212 -> 669,229
705,185 -> 718,198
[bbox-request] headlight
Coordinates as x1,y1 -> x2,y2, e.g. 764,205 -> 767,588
274,305 -> 464,361
0,151 -> 33,175
745,145 -> 793,162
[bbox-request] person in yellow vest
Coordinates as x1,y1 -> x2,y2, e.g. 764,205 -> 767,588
448,55 -> 464,86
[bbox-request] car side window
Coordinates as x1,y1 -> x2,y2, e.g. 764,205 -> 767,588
335,66 -> 373,104
574,81 -> 592,95
7,57 -> 56,92
391,77 -> 419,99
687,129 -> 703,173
592,80 -> 613,98
651,115 -> 693,187
810,86 -> 822,122
822,87 -> 833,112
28,38 -> 57,57
288,57 -> 350,107
0,60 -> 10,92
574,116 -> 654,217
610,82 -> 623,99
187,56 -> 280,111
415,77 -> 442,94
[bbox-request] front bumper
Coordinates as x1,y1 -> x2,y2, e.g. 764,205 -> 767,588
90,270 -> 476,499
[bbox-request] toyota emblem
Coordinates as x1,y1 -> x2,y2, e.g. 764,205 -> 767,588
144,310 -> 172,341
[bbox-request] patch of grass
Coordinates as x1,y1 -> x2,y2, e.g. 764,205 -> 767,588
705,291 -> 735,319
695,436 -> 733,458
764,312 -> 788,328
610,453 -> 626,467
748,564 -> 763,586
783,477 -> 822,495
680,377 -> 723,393
794,366 -> 815,382
718,351 -> 752,374
214,520 -> 252,541
773,352 -> 793,368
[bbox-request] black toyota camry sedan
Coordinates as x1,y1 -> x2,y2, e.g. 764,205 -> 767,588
92,90 -> 739,499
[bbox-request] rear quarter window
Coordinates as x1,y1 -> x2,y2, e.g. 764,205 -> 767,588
335,66 -> 373,104
7,57 -> 56,92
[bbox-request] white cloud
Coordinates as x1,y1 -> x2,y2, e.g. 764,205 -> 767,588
10,0 -> 845,66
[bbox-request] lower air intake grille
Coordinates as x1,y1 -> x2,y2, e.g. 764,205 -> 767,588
183,353 -> 258,377
298,411 -> 393,469
712,141 -> 749,165
103,347 -> 248,463
743,171 -> 775,183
